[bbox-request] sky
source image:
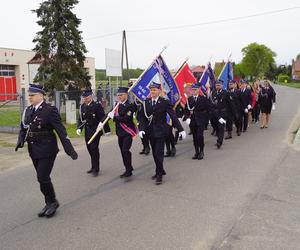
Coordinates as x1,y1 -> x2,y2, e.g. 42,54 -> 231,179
1,0 -> 299,70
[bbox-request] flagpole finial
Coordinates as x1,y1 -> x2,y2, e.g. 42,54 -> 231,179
159,45 -> 168,55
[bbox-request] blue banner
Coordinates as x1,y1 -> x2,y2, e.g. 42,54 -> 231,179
131,55 -> 180,106
218,62 -> 234,90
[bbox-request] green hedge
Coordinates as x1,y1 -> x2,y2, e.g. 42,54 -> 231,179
278,74 -> 290,83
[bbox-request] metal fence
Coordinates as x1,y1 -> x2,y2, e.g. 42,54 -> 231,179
0,86 -> 132,130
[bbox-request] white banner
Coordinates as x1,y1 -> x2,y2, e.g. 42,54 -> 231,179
105,48 -> 122,77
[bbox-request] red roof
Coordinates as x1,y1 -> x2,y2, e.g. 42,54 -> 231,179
191,65 -> 205,73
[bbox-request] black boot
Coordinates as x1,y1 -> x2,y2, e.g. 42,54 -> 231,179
144,147 -> 150,155
170,147 -> 176,157
225,131 -> 232,140
45,200 -> 59,218
139,149 -> 145,154
192,152 -> 199,159
155,175 -> 163,185
164,151 -> 171,157
198,151 -> 204,160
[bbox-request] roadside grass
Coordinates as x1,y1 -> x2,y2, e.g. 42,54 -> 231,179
277,82 -> 300,89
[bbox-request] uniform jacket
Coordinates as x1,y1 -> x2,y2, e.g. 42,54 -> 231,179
185,95 -> 212,127
210,89 -> 234,119
113,100 -> 137,137
239,88 -> 253,109
139,96 -> 184,138
77,100 -> 106,139
17,101 -> 76,159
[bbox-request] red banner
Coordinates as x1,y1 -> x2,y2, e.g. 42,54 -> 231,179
174,63 -> 197,105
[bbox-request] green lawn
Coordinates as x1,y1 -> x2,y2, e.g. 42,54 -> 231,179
277,82 -> 300,89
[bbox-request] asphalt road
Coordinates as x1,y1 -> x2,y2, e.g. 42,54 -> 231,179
0,85 -> 299,250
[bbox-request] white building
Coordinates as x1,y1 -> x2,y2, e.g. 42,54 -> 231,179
0,47 -> 95,101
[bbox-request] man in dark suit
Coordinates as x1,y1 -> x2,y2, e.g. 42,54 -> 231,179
225,80 -> 242,138
185,84 -> 212,159
15,84 -> 78,218
107,87 -> 137,178
239,80 -> 252,132
138,82 -> 186,185
211,80 -> 233,149
77,90 -> 106,177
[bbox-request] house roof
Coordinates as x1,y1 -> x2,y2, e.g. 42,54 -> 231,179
27,53 -> 45,64
293,60 -> 300,72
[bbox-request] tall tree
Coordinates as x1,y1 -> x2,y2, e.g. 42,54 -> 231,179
32,0 -> 90,90
240,43 -> 276,79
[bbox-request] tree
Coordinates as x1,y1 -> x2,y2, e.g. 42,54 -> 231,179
297,53 -> 300,60
233,63 -> 246,78
32,0 -> 90,91
240,43 -> 276,79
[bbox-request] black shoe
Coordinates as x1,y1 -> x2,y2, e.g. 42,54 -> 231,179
144,147 -> 150,155
139,150 -> 145,155
192,153 -> 199,160
237,131 -> 241,136
155,175 -> 162,185
225,134 -> 232,140
38,204 -> 50,217
211,130 -> 216,136
86,169 -> 93,174
164,151 -> 171,157
215,142 -> 222,149
151,174 -> 157,180
179,135 -> 183,141
45,201 -> 59,218
120,171 -> 132,178
170,147 -> 176,157
198,152 -> 204,160
92,171 -> 99,177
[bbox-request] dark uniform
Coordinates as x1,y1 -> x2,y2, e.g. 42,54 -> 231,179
15,84 -> 77,218
239,84 -> 252,132
110,88 -> 137,178
226,87 -> 242,137
186,90 -> 212,159
211,87 -> 233,148
133,98 -> 150,155
174,104 -> 185,144
77,91 -> 106,175
139,87 -> 184,184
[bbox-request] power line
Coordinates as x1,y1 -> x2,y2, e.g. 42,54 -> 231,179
85,6 -> 300,40
127,6 -> 300,33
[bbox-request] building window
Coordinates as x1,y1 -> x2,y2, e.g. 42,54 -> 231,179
0,65 -> 15,76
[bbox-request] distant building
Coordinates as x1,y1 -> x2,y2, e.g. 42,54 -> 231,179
0,47 -> 95,101
191,65 -> 205,81
292,59 -> 300,81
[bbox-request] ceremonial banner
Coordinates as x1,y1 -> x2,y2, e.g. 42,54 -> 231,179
218,62 -> 234,90
174,63 -> 197,105
131,55 -> 180,106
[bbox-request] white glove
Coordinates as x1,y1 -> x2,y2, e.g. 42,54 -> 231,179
76,129 -> 81,136
186,118 -> 191,125
108,111 -> 114,119
247,104 -> 252,110
244,108 -> 248,113
218,118 -> 226,124
97,122 -> 104,130
179,131 -> 186,139
139,131 -> 145,139
272,104 -> 276,110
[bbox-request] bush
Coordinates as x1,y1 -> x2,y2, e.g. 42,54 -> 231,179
278,74 -> 290,83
